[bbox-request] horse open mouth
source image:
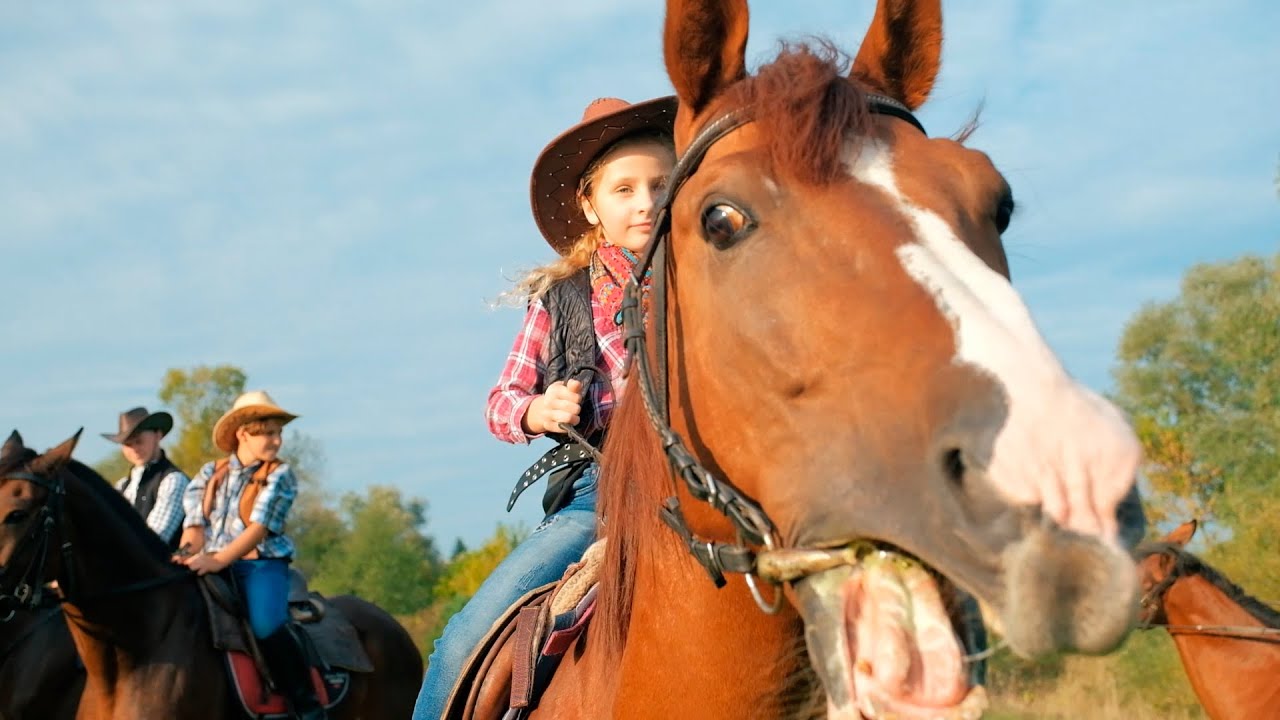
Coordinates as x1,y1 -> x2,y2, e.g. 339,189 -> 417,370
793,546 -> 989,720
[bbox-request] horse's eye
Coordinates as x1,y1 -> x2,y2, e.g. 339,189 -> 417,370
3,510 -> 29,526
994,193 -> 1015,234
701,203 -> 754,248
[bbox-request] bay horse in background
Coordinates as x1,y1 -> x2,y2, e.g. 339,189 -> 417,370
0,430 -> 424,720
1137,520 -> 1280,719
0,601 -> 82,720
475,0 -> 1148,718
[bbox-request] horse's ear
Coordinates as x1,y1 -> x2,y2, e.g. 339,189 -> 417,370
663,0 -> 750,115
850,0 -> 942,110
31,429 -> 83,476
1,430 -> 24,462
1165,519 -> 1198,548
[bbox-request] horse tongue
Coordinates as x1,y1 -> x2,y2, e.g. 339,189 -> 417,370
796,554 -> 985,720
850,557 -> 971,714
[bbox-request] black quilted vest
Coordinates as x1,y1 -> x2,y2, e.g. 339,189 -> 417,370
541,267 -> 605,443
122,450 -> 183,549
508,268 -> 606,516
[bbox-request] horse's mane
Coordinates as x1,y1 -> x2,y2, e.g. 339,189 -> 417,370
714,40 -> 874,184
1139,541 -> 1280,629
594,375 -> 671,657
63,458 -> 174,563
595,383 -> 828,710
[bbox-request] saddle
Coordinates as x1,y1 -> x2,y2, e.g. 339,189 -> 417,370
198,568 -> 374,719
443,540 -> 606,720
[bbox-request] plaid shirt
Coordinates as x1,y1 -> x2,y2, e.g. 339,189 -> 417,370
182,456 -> 297,559
116,464 -> 190,544
486,294 -> 628,444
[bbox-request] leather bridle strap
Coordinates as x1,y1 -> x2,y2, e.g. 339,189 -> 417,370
0,470 -> 70,619
620,92 -> 926,613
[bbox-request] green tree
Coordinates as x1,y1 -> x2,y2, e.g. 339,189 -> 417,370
281,432 -> 346,580
1112,253 -> 1280,525
311,485 -> 443,615
94,365 -> 246,488
1111,252 -> 1280,601
158,365 -> 248,470
432,524 -> 524,601
417,523 -> 526,652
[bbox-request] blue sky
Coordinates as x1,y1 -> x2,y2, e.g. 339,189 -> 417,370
2,1 -> 1277,549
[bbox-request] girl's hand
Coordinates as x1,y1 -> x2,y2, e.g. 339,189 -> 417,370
184,552 -> 229,576
523,379 -> 584,435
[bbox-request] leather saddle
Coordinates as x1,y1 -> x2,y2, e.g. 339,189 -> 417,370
443,540 -> 605,720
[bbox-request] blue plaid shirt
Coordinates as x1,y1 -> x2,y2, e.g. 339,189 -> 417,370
182,456 -> 297,559
116,464 -> 190,544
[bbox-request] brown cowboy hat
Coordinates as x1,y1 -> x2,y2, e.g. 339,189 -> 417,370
101,407 -> 174,444
212,390 -> 298,453
530,95 -> 677,255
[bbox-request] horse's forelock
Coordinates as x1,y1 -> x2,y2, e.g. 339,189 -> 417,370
714,40 -> 872,184
0,450 -> 38,480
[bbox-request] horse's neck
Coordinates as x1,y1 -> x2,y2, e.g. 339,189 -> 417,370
1163,574 -> 1280,719
1164,573 -> 1269,632
60,483 -> 189,649
609,531 -> 808,718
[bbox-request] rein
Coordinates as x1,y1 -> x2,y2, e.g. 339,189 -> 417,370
1137,621 -> 1280,643
619,93 -> 927,613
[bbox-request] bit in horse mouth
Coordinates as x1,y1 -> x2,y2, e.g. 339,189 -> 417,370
793,545 -> 989,720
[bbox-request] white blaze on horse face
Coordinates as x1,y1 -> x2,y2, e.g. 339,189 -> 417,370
844,140 -> 1141,543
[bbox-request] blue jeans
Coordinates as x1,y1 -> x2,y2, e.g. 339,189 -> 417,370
412,467 -> 599,720
232,558 -> 290,639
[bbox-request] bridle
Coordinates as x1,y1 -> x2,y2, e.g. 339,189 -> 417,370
0,465 -> 188,622
1137,545 -> 1280,643
619,92 -> 927,613
0,468 -> 73,621
1137,546 -> 1183,621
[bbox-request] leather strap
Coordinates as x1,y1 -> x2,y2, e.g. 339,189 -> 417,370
509,605 -> 547,708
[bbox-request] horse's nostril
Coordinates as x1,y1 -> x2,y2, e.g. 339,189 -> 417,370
942,448 -> 966,488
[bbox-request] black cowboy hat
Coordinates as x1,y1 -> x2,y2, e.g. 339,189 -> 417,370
101,407 -> 173,444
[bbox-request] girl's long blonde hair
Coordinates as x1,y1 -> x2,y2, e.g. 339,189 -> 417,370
507,130 -> 672,303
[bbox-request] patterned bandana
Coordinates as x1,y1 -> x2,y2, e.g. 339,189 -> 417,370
591,243 -> 651,325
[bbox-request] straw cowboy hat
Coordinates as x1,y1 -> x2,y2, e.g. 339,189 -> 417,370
101,407 -> 174,444
212,390 -> 299,453
530,95 -> 677,255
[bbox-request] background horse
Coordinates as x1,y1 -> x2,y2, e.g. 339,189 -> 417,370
524,0 -> 1149,718
0,603 -> 82,720
1137,520 -> 1280,719
0,430 -> 423,720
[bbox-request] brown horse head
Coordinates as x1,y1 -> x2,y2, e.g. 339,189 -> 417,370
1136,519 -> 1198,625
649,0 -> 1144,713
1133,520 -> 1280,719
0,430 -> 78,576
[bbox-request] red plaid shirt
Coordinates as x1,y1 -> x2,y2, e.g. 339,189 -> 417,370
485,295 -> 629,444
